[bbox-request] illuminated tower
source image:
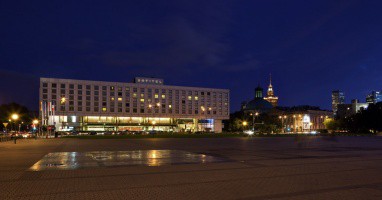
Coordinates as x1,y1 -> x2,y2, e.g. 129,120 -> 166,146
264,74 -> 279,107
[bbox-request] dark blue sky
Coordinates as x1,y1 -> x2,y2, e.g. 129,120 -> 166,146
1,0 -> 382,112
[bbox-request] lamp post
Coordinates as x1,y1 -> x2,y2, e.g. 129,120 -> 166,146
250,112 -> 259,132
293,115 -> 296,133
152,120 -> 156,131
32,119 -> 39,138
242,121 -> 248,130
11,114 -> 19,133
279,115 -> 286,133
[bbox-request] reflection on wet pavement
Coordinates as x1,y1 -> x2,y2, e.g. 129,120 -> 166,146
29,150 -> 225,171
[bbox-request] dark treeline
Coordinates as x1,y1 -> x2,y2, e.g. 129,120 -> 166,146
326,102 -> 382,134
224,111 -> 281,133
0,102 -> 33,131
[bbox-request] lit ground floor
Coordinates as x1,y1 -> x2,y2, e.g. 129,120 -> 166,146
43,116 -> 224,133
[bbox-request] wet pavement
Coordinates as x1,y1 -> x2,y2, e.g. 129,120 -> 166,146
30,150 -> 226,170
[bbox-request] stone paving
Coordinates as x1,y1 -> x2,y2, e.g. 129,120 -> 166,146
1,136 -> 382,199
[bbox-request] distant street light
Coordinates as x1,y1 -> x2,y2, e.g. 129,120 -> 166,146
11,114 -> 19,120
60,97 -> 66,104
10,114 -> 19,133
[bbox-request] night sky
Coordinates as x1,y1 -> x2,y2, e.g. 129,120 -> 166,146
1,0 -> 382,112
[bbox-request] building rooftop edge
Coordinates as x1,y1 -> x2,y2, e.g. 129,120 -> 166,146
40,77 -> 229,91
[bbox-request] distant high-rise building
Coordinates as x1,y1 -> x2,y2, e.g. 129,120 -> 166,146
366,91 -> 382,104
332,90 -> 345,117
337,99 -> 368,119
264,74 -> 279,107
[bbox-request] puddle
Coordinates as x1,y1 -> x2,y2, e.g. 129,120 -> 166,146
29,150 -> 226,171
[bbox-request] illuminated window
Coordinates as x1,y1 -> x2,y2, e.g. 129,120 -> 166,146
102,107 -> 107,112
118,97 -> 122,101
111,97 -> 115,101
133,93 -> 137,98
161,94 -> 165,99
169,105 -> 172,108
195,96 -> 198,100
140,99 -> 145,102
140,93 -> 144,97
154,94 -> 159,99
188,96 -> 192,100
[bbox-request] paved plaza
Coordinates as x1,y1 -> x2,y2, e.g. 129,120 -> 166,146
1,136 -> 382,199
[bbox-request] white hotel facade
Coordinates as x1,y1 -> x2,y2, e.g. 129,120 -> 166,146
39,77 -> 230,133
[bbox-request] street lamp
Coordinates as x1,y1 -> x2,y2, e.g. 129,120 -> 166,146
279,116 -> 285,133
32,119 -> 39,136
60,97 -> 66,104
152,120 -> 156,131
11,114 -> 19,133
11,114 -> 19,120
250,112 -> 259,131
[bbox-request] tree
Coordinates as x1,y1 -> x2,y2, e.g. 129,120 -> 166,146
0,103 -> 32,132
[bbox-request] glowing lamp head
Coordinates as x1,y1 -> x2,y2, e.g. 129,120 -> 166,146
61,97 -> 66,104
11,114 -> 19,120
242,121 -> 248,126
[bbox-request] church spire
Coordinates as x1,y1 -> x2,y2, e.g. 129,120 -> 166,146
264,73 -> 278,107
269,73 -> 272,86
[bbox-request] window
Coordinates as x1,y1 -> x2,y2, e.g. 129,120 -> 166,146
118,97 -> 122,101
52,83 -> 57,88
188,96 -> 192,100
42,83 -> 48,88
69,84 -> 74,89
78,85 -> 82,89
154,94 -> 159,99
140,99 -> 144,103
102,107 -> 107,112
162,94 -> 166,99
60,84 -> 65,89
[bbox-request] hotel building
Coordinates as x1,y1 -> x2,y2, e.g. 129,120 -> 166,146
39,77 -> 229,133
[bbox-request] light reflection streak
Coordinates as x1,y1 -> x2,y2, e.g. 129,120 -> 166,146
29,150 -> 225,171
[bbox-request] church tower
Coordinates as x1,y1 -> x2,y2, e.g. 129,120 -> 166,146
264,74 -> 279,107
